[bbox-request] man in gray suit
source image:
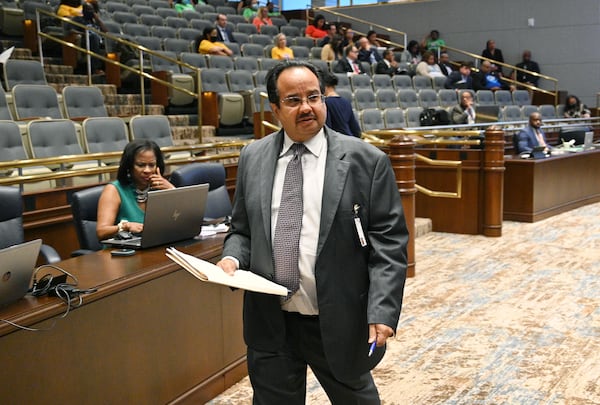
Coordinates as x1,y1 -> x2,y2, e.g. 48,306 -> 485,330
217,60 -> 408,403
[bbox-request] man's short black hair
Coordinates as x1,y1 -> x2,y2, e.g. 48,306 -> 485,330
265,60 -> 324,106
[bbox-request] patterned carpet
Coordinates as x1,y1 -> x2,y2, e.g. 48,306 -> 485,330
208,202 -> 600,404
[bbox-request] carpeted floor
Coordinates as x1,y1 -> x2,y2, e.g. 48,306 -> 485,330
208,202 -> 600,404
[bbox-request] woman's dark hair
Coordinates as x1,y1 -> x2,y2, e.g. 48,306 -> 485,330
202,26 -> 215,39
320,69 -> 338,88
116,139 -> 165,186
265,60 -> 324,105
330,34 -> 343,57
565,95 -> 581,109
312,14 -> 325,28
407,40 -> 420,55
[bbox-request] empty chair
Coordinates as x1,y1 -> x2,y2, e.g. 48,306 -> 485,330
418,89 -> 439,108
3,59 -> 47,90
287,18 -> 306,31
102,20 -> 122,35
438,89 -> 458,108
131,3 -> 154,15
189,18 -> 212,32
310,46 -> 323,60
151,25 -> 177,39
81,117 -> 129,156
165,16 -> 189,29
309,59 -> 329,75
227,15 -> 246,25
163,38 -> 192,54
350,74 -> 373,91
200,68 -> 245,126
494,90 -> 513,106
136,35 -> 162,51
253,70 -> 268,86
156,7 -> 179,18
195,3 -> 215,13
129,114 -> 177,148
539,104 -> 557,120
512,89 -> 531,106
12,84 -> 62,120
360,108 -> 384,132
555,104 -> 565,118
139,13 -> 163,27
234,56 -> 260,72
249,34 -> 272,47
123,22 -> 151,37
227,70 -> 255,92
290,45 -> 310,60
383,107 -> 405,129
521,105 -> 539,118
392,75 -> 412,90
180,52 -> 207,72
177,27 -> 201,41
181,9 -> 202,21
404,106 -> 423,127
260,24 -> 279,37
206,54 -> 234,70
432,75 -> 447,90
150,51 -> 195,106
231,31 -> 250,44
258,58 -> 279,72
280,25 -> 300,38
397,89 -> 419,109
62,85 -> 108,119
270,16 -> 287,27
372,74 -> 393,91
376,88 -> 399,110
237,22 -> 258,35
476,90 -> 495,106
294,36 -> 315,48
150,0 -> 171,8
0,87 -> 14,120
170,163 -> 232,219
354,88 -> 377,110
70,185 -> 104,254
336,87 -> 353,105
112,11 -> 138,25
241,43 -> 264,58
412,76 -> 432,90
333,73 -> 350,90
360,61 -> 372,76
105,1 -> 131,13
501,105 -> 523,122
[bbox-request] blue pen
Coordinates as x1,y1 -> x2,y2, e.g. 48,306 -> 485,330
368,341 -> 376,357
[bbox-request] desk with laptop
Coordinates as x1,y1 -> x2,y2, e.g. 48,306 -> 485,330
0,183 -> 245,403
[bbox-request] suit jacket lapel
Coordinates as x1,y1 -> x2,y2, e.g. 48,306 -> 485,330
260,131 -> 284,246
317,128 -> 350,256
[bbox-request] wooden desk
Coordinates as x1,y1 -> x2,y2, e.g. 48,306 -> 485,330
504,149 -> 600,222
0,235 -> 247,404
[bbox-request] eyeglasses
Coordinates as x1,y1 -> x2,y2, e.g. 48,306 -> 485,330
280,94 -> 324,108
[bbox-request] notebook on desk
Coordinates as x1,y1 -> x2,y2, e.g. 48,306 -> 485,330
101,184 -> 209,249
0,239 -> 42,307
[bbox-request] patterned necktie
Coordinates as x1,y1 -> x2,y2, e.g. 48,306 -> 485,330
273,143 -> 305,300
535,129 -> 546,147
352,61 -> 360,74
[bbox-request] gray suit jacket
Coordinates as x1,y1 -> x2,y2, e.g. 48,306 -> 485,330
222,127 -> 407,381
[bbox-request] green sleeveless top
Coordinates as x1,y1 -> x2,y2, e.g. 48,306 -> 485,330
113,180 -> 145,224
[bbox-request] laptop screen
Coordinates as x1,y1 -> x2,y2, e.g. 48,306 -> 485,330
0,239 -> 42,307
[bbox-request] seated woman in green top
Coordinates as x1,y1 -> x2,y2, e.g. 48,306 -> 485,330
96,140 -> 175,241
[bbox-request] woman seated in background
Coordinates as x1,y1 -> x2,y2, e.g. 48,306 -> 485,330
415,51 -> 445,78
320,34 -> 342,62
197,27 -> 233,56
271,33 -> 294,60
305,14 -> 327,39
563,95 -> 591,119
241,0 -> 258,22
172,0 -> 196,13
321,70 -> 362,138
97,140 -> 174,241
252,6 -> 272,33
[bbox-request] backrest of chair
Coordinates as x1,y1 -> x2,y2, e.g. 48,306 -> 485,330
62,86 -> 108,119
136,35 -> 163,51
4,59 -> 47,90
177,27 -> 200,41
189,18 -> 212,32
376,88 -> 399,110
227,42 -> 241,56
309,59 -> 329,75
27,119 -> 83,158
82,117 -> 130,154
258,57 -> 279,71
412,75 -> 432,90
234,56 -> 259,72
241,43 -> 263,57
438,89 -> 458,107
289,45 -> 310,59
249,34 -> 272,47
494,90 -> 513,106
476,90 -> 494,106
280,25 -> 300,38
0,87 -> 13,120
71,185 -> 105,252
397,89 -> 419,108
260,24 -> 279,37
418,89 -> 439,108
237,22 -> 258,35
432,75 -> 447,89
181,9 -> 202,21
129,115 -> 174,147
123,22 -> 151,37
502,105 -> 523,122
512,89 -> 531,106
231,31 -> 249,44
206,54 -> 234,70
372,74 -> 392,91
383,107 -> 405,129
360,108 -> 383,132
151,25 -> 177,39
163,38 -> 192,54
404,106 -> 423,127
150,51 -> 180,73
392,75 -> 412,90
131,3 -> 154,16
200,68 -> 230,93
521,105 -> 539,119
12,84 -> 62,120
112,11 -> 138,24
165,16 -> 189,29
180,52 -> 207,72
227,70 -> 255,92
350,74 -> 372,91
140,13 -> 164,27
539,104 -> 557,120
336,87 -> 353,105
0,120 -> 28,161
354,88 -> 377,110
169,162 -> 232,219
157,7 -> 178,18
0,186 -> 24,248
105,1 -> 131,13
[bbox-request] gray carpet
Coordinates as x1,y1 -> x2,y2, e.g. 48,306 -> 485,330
208,202 -> 600,404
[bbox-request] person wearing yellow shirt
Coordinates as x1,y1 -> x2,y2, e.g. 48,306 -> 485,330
198,27 -> 233,56
271,33 -> 294,60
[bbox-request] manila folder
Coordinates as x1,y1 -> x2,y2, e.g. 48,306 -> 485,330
166,247 -> 288,296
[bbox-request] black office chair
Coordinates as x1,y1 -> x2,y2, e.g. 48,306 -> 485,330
0,186 -> 61,263
70,185 -> 105,256
169,163 -> 232,220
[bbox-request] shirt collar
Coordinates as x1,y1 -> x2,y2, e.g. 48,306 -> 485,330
280,129 -> 325,158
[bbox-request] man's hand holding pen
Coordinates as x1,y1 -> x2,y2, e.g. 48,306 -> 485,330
368,323 -> 394,356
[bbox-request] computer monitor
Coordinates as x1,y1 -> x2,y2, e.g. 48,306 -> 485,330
559,127 -> 588,145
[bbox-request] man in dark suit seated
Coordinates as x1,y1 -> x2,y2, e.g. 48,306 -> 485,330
215,14 -> 236,44
438,52 -> 454,76
451,90 -> 476,125
217,60 -> 408,403
375,49 -> 403,76
512,50 -> 540,88
444,62 -> 473,89
333,44 -> 365,75
516,112 -> 551,154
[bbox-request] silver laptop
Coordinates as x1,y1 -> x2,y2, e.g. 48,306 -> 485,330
475,105 -> 500,123
102,184 -> 209,249
584,131 -> 594,149
0,239 -> 42,307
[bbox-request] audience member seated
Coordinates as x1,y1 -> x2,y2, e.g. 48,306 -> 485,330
271,33 -> 294,60
451,90 -> 476,125
173,0 -> 195,13
340,26 -> 355,49
512,50 -> 540,88
197,27 -> 233,56
516,112 -> 551,154
320,34 -> 342,62
444,62 -> 473,89
357,36 -> 381,64
266,1 -> 280,16
333,44 -> 365,75
421,29 -> 445,53
415,51 -> 444,78
322,70 -> 361,138
399,39 -> 422,74
481,39 -> 504,76
305,14 -> 327,39
241,0 -> 258,22
215,14 -> 236,44
472,60 -> 509,91
318,23 -> 337,47
563,95 -> 591,119
367,30 -> 382,48
438,52 -> 454,76
96,140 -> 174,241
252,6 -> 273,33
376,49 -> 404,76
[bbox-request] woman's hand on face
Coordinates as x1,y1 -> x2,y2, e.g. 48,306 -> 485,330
148,167 -> 175,190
